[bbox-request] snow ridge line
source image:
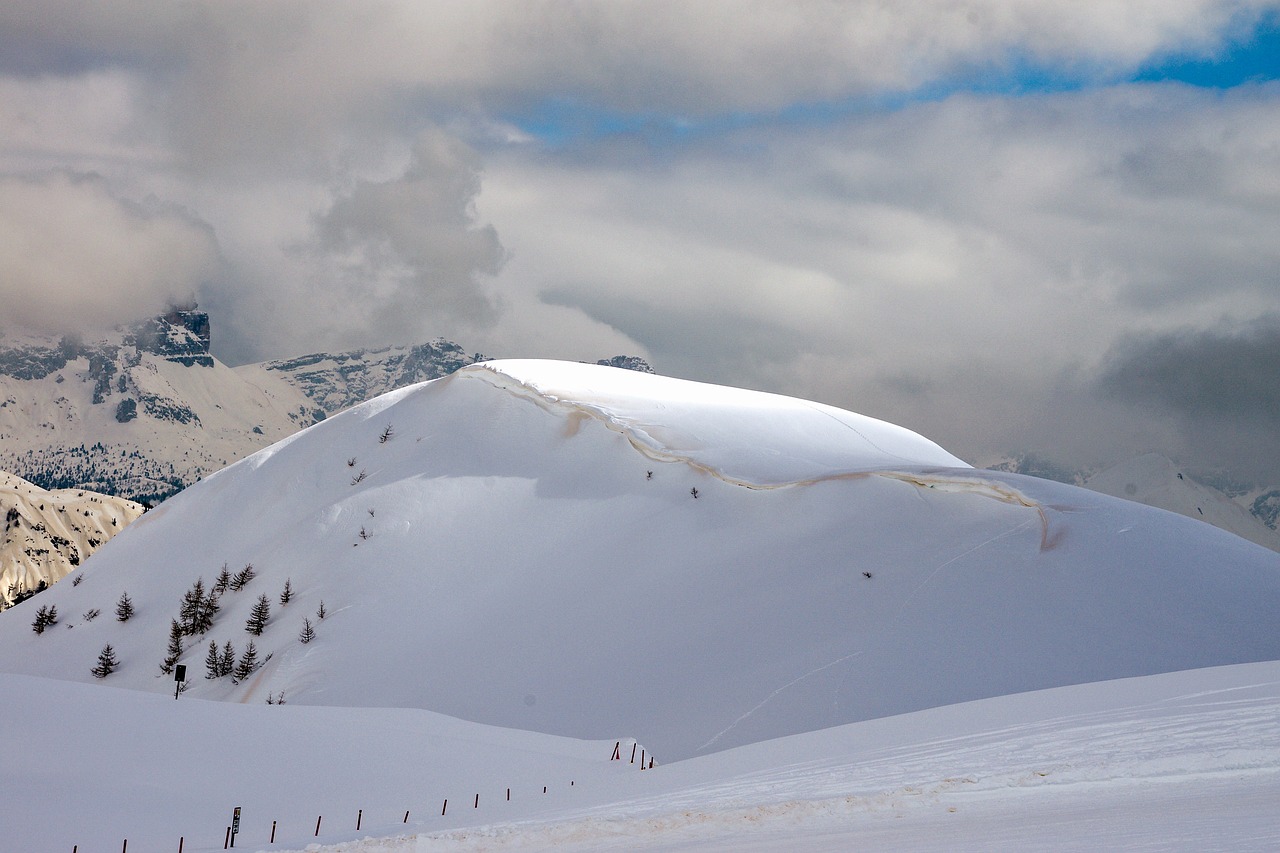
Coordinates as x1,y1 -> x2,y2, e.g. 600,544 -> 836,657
464,363 -> 1052,546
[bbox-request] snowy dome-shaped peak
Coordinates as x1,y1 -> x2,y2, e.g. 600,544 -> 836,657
466,360 -> 969,485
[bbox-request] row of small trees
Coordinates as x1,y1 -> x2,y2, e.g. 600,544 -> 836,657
33,590 -> 133,634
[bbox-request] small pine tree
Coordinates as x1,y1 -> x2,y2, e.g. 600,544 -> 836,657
83,608 -> 101,621
115,591 -> 134,622
220,641 -> 236,677
246,593 -> 270,635
299,617 -> 315,644
280,578 -> 293,606
233,640 -> 258,682
179,578 -> 206,634
230,564 -> 256,592
212,564 -> 232,595
161,619 -> 184,675
193,588 -> 220,635
316,600 -> 327,620
204,639 -> 221,679
91,644 -> 119,678
31,604 -> 59,634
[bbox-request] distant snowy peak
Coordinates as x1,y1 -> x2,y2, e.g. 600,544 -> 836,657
0,471 -> 144,608
0,309 -> 322,503
1085,453 -> 1280,552
470,360 -> 969,484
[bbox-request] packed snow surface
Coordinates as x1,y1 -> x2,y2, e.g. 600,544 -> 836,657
4,660 -> 1278,851
1,360 -> 1277,766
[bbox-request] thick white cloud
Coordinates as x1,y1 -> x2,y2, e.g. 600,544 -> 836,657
0,0 -> 1277,480
0,172 -> 218,333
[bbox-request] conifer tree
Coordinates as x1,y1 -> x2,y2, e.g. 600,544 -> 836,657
193,588 -> 220,635
280,578 -> 293,606
230,564 -> 256,591
246,593 -> 271,635
160,619 -> 184,674
179,578 -> 206,634
204,639 -> 221,679
233,640 -> 258,681
212,563 -> 232,595
115,591 -> 134,622
219,641 -> 236,677
316,600 -> 327,620
299,617 -> 315,644
91,644 -> 119,678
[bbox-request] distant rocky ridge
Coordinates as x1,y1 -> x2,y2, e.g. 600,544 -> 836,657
0,308 -> 324,503
242,344 -> 656,418
1,309 -> 655,504
0,470 -> 145,609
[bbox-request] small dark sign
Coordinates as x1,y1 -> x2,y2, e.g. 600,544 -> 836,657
232,806 -> 241,831
174,664 -> 187,682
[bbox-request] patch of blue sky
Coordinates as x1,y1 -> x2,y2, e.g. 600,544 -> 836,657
506,15 -> 1279,149
1134,13 -> 1280,87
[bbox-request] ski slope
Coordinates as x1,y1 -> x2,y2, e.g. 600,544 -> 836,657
4,660 -> 1278,851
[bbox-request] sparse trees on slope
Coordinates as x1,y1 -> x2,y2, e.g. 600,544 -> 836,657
115,591 -> 134,622
31,604 -> 58,634
91,644 -> 119,678
246,594 -> 270,635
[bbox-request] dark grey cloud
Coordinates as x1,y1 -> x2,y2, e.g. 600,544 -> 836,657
1099,315 -> 1280,425
1096,315 -> 1280,480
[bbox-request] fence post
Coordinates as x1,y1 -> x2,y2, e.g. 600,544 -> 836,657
223,827 -> 230,849
474,793 -> 479,809
357,810 -> 362,831
404,810 -> 410,823
315,816 -> 322,837
179,838 -> 184,853
442,798 -> 448,816
270,821 -> 276,843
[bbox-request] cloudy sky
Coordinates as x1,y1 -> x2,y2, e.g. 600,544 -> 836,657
2,1 -> 1278,482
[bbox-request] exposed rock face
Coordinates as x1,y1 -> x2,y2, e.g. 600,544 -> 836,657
0,470 -> 145,609
252,339 -> 487,416
596,355 -> 655,374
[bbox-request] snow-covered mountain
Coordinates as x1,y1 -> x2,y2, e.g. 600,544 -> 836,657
1,360 -> 1276,766
1085,453 -> 1280,552
0,308 -> 322,503
2,312 -> 654,506
0,471 -> 144,609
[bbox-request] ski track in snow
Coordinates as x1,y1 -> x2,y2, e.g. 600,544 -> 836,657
696,651 -> 867,753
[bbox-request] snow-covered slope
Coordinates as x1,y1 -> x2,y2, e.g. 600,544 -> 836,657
1,360 -> 1277,764
0,470 -> 144,608
4,661 -> 1278,851
1085,453 -> 1280,552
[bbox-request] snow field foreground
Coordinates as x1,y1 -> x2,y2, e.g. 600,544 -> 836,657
0,360 -> 1278,766
7,660 -> 1268,852
284,661 -> 1280,851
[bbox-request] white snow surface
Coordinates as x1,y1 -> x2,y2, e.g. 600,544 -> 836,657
1,359 -> 1278,766
4,660 -> 1279,851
